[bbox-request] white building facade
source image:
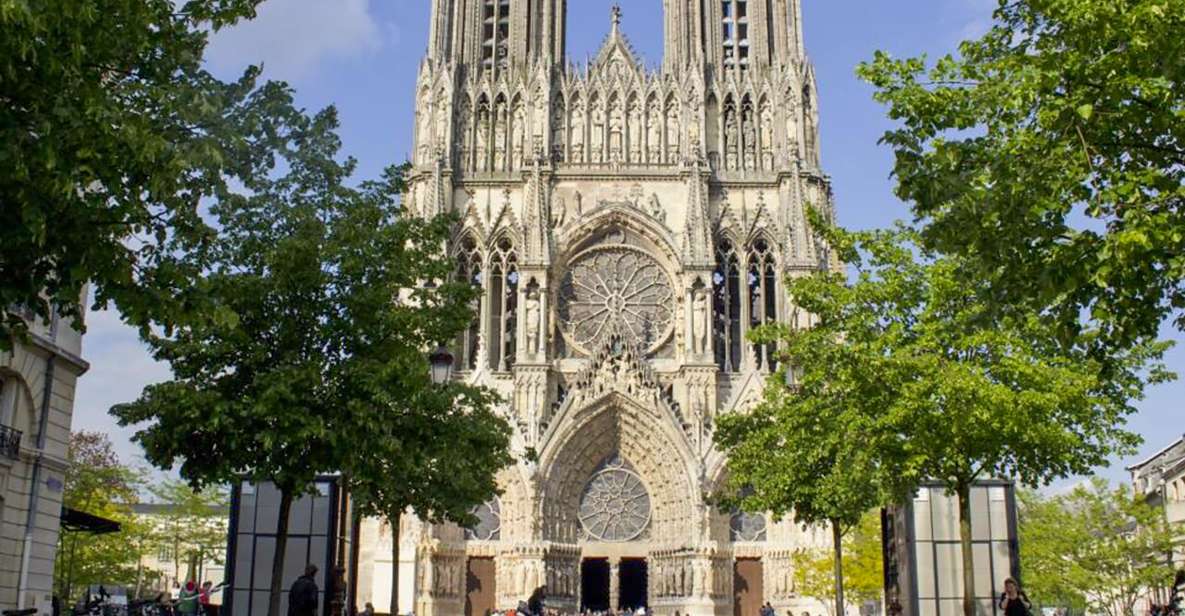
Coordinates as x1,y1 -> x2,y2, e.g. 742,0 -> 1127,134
357,2 -> 838,614
0,310 -> 89,614
1130,436 -> 1185,570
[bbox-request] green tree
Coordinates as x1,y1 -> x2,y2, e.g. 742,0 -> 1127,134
716,298 -> 907,616
111,96 -> 499,616
55,431 -> 155,602
1,0 -> 273,348
344,382 -> 511,616
148,479 -> 230,585
790,510 -> 885,616
729,218 -> 1170,616
1019,480 -> 1179,616
858,0 -> 1185,350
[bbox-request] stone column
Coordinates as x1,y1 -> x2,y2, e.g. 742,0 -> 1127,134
609,558 -> 621,611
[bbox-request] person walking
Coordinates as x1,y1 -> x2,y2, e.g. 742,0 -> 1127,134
288,565 -> 320,616
199,581 -> 214,616
177,582 -> 200,616
998,578 -> 1032,616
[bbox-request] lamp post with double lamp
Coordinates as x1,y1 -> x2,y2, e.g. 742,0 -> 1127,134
428,345 -> 454,385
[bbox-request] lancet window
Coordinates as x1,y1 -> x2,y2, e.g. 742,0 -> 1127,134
714,239 -> 743,372
481,0 -> 511,71
455,236 -> 483,371
748,238 -> 778,371
722,0 -> 750,68
714,236 -> 778,373
488,237 -> 519,371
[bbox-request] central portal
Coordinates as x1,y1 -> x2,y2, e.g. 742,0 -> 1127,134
619,558 -> 648,611
582,559 -> 611,612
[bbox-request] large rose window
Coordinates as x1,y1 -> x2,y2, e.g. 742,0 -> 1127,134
558,246 -> 675,354
579,457 -> 651,542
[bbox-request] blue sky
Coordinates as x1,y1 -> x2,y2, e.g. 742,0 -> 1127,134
74,0 -> 1183,489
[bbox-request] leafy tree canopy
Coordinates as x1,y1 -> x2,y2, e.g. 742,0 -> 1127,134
1,0 -> 267,348
720,215 -> 1170,616
1019,480 -> 1179,616
859,0 -> 1185,349
55,431 -> 154,602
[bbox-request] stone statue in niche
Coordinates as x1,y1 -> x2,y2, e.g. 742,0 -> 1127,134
525,289 -> 541,355
743,108 -> 757,170
494,105 -> 508,171
551,103 -> 566,162
609,101 -> 624,162
665,104 -> 680,163
647,105 -> 662,163
647,193 -> 665,222
551,196 -> 566,227
628,100 -> 643,163
571,104 -> 585,163
476,106 -> 490,172
761,105 -> 775,170
591,101 -> 605,163
512,104 -> 526,169
692,287 -> 708,354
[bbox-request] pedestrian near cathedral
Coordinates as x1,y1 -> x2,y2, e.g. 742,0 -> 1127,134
288,565 -> 320,616
177,581 -> 199,616
998,578 -> 1032,616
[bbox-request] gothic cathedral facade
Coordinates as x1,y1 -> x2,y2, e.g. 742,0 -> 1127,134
355,2 -> 837,614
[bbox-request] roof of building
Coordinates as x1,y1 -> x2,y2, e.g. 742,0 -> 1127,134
1126,434 -> 1185,472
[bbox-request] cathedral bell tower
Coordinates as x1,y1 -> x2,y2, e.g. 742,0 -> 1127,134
427,0 -> 566,71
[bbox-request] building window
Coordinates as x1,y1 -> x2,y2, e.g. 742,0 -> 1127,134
455,237 -> 484,371
748,238 -> 778,371
482,0 -> 511,70
488,237 -> 518,371
721,0 -> 750,68
715,237 -> 778,373
714,239 -> 743,372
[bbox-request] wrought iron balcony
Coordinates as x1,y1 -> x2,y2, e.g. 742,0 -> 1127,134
0,425 -> 21,460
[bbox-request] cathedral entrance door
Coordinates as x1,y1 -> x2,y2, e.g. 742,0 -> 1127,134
581,558 -> 611,612
465,557 -> 496,616
618,558 -> 648,610
733,558 -> 764,616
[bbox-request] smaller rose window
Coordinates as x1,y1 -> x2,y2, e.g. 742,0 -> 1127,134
579,456 -> 651,542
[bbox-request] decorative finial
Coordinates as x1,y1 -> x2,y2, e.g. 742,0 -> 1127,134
610,4 -> 622,31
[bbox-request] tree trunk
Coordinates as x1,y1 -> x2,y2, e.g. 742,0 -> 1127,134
267,488 -> 294,616
832,519 -> 846,616
957,483 -> 976,616
389,510 -> 402,616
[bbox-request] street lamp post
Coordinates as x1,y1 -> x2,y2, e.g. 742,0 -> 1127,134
428,345 -> 454,385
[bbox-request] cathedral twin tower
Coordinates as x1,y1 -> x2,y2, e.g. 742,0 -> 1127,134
371,2 -> 837,615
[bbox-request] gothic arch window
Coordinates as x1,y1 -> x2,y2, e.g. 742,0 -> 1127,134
455,236 -> 483,371
748,237 -> 778,370
714,238 -> 743,372
481,0 -> 511,71
488,236 -> 519,371
714,237 -> 779,372
722,0 -> 750,68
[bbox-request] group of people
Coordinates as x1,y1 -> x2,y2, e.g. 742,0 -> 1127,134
175,580 -> 225,616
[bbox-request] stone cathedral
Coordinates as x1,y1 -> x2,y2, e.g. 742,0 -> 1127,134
355,1 -> 837,614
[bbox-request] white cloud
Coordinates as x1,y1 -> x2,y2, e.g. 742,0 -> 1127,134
204,0 -> 382,83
